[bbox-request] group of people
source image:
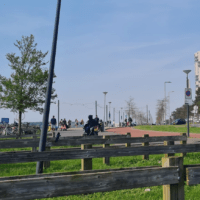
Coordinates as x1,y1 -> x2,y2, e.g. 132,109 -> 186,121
59,118 -> 70,131
124,117 -> 133,127
75,119 -> 84,127
49,116 -> 72,131
84,115 -> 102,135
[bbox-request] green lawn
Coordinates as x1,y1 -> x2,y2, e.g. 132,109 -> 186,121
1,146 -> 200,199
135,125 -> 200,134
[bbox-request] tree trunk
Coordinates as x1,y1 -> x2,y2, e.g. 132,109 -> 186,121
18,111 -> 22,136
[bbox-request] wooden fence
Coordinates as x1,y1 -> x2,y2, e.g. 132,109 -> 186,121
1,132 -> 200,199
0,156 -> 200,199
0,133 -> 187,169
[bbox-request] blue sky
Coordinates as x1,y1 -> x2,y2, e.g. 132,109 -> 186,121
0,0 -> 199,124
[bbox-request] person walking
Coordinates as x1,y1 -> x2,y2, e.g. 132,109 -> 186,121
68,119 -> 71,128
125,118 -> 127,127
51,116 -> 57,131
63,118 -> 68,129
128,117 -> 132,127
75,119 -> 79,128
80,119 -> 84,126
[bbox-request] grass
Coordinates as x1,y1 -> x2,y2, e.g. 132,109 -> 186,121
135,125 -> 200,134
1,145 -> 200,199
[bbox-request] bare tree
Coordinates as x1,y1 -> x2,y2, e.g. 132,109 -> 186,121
125,97 -> 136,119
136,110 -> 147,125
156,99 -> 165,124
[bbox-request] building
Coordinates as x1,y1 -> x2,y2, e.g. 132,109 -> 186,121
194,51 -> 200,90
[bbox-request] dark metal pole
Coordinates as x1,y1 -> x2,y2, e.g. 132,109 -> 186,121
186,74 -> 190,137
119,111 -> 120,127
95,101 -> 97,116
187,104 -> 189,137
58,100 -> 60,127
36,0 -> 61,174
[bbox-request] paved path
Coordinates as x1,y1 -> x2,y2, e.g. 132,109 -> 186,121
105,127 -> 200,144
50,127 -> 200,144
52,128 -> 118,137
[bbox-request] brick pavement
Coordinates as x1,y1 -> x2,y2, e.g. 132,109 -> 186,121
105,127 -> 200,144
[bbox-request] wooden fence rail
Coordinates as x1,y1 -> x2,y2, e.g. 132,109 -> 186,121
0,133 -> 52,139
0,143 -> 197,164
0,166 -> 179,200
0,135 -> 187,149
1,156 -> 200,200
186,166 -> 200,185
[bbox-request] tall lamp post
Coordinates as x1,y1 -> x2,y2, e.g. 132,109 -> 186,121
121,107 -> 123,127
103,92 -> 108,125
36,0 -> 61,174
183,70 -> 191,137
109,102 -> 111,127
168,91 -> 174,125
164,81 -> 172,125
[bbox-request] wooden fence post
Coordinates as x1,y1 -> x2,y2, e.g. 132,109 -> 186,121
32,135 -> 37,152
162,156 -> 184,200
43,147 -> 51,169
164,141 -> 174,157
125,132 -> 131,147
103,135 -> 110,165
180,133 -> 187,157
81,144 -> 92,170
142,134 -> 149,160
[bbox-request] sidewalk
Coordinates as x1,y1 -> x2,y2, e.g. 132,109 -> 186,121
105,127 -> 200,144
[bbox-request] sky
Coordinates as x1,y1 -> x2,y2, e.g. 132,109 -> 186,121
0,0 -> 199,124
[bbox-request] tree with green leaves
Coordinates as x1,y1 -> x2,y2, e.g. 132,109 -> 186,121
0,35 -> 57,135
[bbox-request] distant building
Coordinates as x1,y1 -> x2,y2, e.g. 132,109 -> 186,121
194,51 -> 200,90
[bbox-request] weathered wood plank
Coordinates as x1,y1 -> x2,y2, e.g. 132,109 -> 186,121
1,164 -> 198,182
180,133 -> 187,157
125,132 -> 131,147
81,144 -> 92,170
0,167 -> 179,200
0,165 -> 162,181
0,135 -> 187,149
103,135 -> 110,165
0,144 -> 199,164
142,134 -> 149,160
0,133 -> 52,139
186,167 -> 200,185
164,141 -> 175,157
162,157 -> 184,200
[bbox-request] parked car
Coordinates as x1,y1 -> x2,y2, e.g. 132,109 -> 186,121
131,122 -> 137,126
172,119 -> 186,125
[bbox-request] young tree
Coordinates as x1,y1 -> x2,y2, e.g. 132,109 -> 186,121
0,35 -> 57,135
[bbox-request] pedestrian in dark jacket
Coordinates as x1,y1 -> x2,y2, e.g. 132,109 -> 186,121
51,116 -> 57,131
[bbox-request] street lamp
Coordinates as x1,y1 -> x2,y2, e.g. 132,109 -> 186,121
109,102 -> 111,127
121,107 -> 123,127
103,92 -> 108,125
164,81 -> 172,125
183,70 -> 191,137
168,91 -> 174,125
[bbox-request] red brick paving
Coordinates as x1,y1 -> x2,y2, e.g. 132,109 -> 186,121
106,127 -> 200,138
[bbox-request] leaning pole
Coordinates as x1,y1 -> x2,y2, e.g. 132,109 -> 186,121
36,0 -> 61,174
